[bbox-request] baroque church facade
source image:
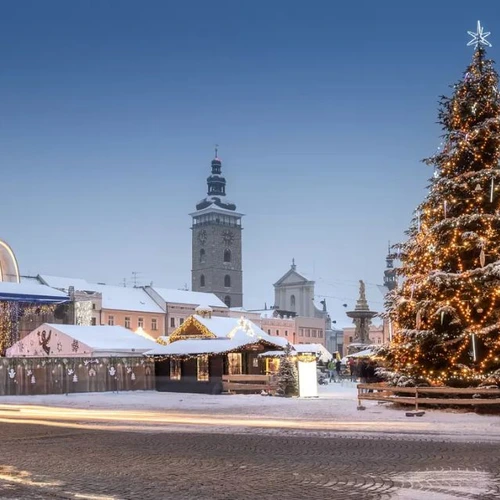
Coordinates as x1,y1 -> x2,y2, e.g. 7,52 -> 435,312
191,151 -> 243,308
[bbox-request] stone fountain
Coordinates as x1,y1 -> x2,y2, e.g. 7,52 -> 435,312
346,280 -> 377,354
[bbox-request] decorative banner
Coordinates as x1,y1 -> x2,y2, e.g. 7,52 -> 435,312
441,311 -> 445,325
480,247 -> 486,267
471,333 -> 477,362
416,310 -> 422,329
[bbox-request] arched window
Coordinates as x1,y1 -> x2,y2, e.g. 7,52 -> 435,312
224,295 -> 231,307
199,249 -> 205,263
290,294 -> 296,310
224,249 -> 231,263
200,274 -> 205,287
224,275 -> 231,287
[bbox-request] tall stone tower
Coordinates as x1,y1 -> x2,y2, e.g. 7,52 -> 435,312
384,241 -> 397,292
190,149 -> 243,308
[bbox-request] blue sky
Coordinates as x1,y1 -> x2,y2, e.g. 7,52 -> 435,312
1,1 -> 499,320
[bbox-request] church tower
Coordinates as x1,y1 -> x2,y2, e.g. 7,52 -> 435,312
191,149 -> 243,308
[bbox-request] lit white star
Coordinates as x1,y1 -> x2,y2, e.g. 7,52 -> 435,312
467,20 -> 492,48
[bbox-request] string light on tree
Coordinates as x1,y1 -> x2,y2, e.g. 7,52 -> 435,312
383,21 -> 500,386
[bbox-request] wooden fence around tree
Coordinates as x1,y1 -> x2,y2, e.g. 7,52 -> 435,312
358,383 -> 500,411
222,374 -> 278,394
0,357 -> 155,395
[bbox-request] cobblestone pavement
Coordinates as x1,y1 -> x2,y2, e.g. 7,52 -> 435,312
0,422 -> 499,500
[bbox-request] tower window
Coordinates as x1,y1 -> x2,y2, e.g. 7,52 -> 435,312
224,249 -> 231,263
200,274 -> 206,287
200,249 -> 205,263
224,275 -> 231,287
224,296 -> 231,307
290,295 -> 296,310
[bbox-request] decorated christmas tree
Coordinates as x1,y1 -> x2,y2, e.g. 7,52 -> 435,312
276,344 -> 299,396
385,22 -> 500,386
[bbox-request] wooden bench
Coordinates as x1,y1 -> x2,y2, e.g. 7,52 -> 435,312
222,374 -> 277,394
357,383 -> 500,411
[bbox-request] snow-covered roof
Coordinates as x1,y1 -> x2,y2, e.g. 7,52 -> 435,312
39,275 -> 96,292
149,287 -> 227,308
91,284 -> 164,313
0,281 -> 68,303
146,315 -> 288,356
46,324 -> 157,352
39,276 -> 163,313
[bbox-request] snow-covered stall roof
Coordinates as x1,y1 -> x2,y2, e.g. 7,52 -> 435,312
259,343 -> 332,362
6,323 -> 158,357
0,282 -> 69,303
341,348 -> 376,363
147,287 -> 227,308
146,316 -> 288,356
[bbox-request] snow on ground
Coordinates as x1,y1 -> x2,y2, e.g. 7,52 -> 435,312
0,381 -> 498,441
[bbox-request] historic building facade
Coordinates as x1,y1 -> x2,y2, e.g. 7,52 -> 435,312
191,151 -> 243,308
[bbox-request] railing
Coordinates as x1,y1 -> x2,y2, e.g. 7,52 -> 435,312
357,383 -> 500,411
222,374 -> 277,394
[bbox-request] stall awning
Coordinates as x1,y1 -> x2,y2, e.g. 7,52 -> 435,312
0,282 -> 69,303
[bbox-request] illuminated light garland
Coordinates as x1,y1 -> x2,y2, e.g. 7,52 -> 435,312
384,38 -> 500,386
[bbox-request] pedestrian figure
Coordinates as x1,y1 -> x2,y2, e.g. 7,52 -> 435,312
348,358 -> 355,381
327,359 -> 335,382
335,359 -> 341,382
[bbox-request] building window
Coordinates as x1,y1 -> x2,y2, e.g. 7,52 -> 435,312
285,330 -> 288,336
227,353 -> 242,375
125,317 -> 131,329
224,249 -> 231,263
224,275 -> 231,287
312,329 -> 317,338
200,248 -> 205,263
91,317 -> 96,326
180,318 -> 184,325
305,329 -> 310,337
138,317 -> 144,328
92,303 -> 96,310
108,316 -> 114,326
200,274 -> 205,287
318,330 -> 323,338
276,329 -> 279,335
170,317 -> 175,328
151,318 -> 158,331
349,336 -> 353,343
170,359 -> 181,380
224,295 -> 231,307
290,295 -> 296,310
268,329 -> 271,334
378,338 -> 382,344
197,355 -> 209,381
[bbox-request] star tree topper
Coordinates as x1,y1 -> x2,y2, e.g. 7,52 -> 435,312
467,20 -> 492,48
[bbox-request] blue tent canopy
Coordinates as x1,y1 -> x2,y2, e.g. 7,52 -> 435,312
0,282 -> 69,304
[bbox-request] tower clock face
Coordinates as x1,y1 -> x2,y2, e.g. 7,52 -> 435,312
198,229 -> 207,244
222,230 -> 234,246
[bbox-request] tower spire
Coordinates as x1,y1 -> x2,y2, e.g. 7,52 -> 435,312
195,149 -> 236,211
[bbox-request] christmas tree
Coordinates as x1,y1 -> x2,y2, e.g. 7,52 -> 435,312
385,22 -> 500,386
276,344 -> 299,396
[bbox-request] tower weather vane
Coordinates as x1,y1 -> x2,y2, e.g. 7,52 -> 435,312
467,20 -> 492,48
